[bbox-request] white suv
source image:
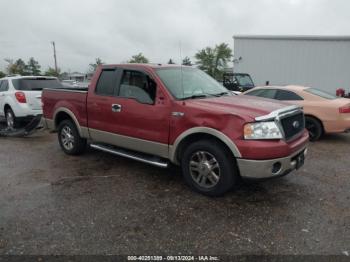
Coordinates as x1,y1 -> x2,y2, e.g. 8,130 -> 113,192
0,75 -> 62,128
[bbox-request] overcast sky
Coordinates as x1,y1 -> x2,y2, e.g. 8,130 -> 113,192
0,0 -> 349,73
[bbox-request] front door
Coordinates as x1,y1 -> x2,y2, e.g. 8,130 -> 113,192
87,67 -> 171,158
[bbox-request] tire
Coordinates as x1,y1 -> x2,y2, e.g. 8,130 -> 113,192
181,139 -> 238,197
57,120 -> 87,155
5,108 -> 18,129
305,116 -> 323,142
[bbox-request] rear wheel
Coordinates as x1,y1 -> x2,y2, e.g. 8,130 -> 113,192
305,116 -> 323,141
5,108 -> 18,129
58,120 -> 87,155
181,140 -> 238,197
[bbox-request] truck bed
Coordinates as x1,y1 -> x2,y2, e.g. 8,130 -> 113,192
42,88 -> 88,128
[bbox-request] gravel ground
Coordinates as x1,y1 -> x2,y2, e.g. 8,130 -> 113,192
0,130 -> 349,255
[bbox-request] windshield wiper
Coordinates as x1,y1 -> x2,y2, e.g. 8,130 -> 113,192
211,92 -> 230,97
180,94 -> 209,100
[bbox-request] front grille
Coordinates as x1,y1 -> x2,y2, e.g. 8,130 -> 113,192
280,112 -> 305,140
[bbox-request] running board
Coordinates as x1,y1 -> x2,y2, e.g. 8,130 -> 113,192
90,143 -> 169,168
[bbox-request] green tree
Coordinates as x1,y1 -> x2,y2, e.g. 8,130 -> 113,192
27,57 -> 41,75
5,58 -> 29,75
195,43 -> 232,80
167,58 -> 175,64
45,67 -> 61,77
128,53 -> 149,63
182,56 -> 192,66
89,57 -> 104,72
0,71 -> 6,78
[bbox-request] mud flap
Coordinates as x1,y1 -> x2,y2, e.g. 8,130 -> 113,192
0,115 -> 44,137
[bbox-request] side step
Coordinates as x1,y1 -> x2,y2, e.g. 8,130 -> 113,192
90,143 -> 169,168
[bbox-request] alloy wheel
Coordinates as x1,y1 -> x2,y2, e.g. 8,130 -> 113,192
61,126 -> 75,151
189,151 -> 221,189
6,111 -> 14,129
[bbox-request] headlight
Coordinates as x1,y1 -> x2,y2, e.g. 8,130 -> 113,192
244,121 -> 283,140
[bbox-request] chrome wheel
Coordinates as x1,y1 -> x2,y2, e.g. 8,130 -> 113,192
189,151 -> 220,189
6,111 -> 15,129
60,126 -> 75,151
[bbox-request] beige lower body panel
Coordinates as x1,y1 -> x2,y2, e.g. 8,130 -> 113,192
237,146 -> 307,179
89,128 -> 169,159
44,118 -> 89,138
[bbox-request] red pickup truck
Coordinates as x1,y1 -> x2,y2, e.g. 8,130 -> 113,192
42,64 -> 308,196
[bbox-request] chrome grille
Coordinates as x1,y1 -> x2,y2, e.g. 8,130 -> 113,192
280,112 -> 305,140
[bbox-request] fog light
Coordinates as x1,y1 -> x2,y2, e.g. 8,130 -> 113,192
272,162 -> 282,175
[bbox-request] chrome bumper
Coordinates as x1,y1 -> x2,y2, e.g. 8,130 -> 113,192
237,147 -> 307,179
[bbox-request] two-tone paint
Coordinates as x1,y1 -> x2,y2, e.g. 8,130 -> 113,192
43,64 -> 309,179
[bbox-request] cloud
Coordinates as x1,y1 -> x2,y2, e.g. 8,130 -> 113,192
0,0 -> 349,73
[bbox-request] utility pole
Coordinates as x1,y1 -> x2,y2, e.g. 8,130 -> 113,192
51,41 -> 58,74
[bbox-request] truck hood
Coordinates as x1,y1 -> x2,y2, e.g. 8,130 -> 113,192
186,95 -> 289,121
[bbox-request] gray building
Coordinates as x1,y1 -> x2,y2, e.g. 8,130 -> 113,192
233,35 -> 350,94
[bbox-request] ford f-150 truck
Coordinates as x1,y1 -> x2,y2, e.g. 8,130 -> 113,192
42,64 -> 309,196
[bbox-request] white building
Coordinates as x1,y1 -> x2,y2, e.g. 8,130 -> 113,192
233,35 -> 350,94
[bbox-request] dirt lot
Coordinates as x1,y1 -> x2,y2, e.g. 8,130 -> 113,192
0,130 -> 349,255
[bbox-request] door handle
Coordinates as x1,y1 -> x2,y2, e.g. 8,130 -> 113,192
111,104 -> 122,112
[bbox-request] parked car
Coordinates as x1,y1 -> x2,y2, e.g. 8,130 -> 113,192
0,75 -> 63,129
61,80 -> 79,87
222,73 -> 255,92
42,64 -> 308,196
243,85 -> 350,141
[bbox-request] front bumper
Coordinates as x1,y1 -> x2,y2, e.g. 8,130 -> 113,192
237,146 -> 307,179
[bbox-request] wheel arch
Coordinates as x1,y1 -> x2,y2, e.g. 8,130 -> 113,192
4,103 -> 11,112
169,127 -> 241,165
53,108 -> 84,137
305,114 -> 325,134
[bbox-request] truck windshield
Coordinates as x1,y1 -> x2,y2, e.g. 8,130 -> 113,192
235,74 -> 254,87
12,78 -> 63,91
156,67 -> 228,100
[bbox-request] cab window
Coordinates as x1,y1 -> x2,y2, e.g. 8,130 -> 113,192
246,89 -> 277,99
275,90 -> 303,101
95,69 -> 118,96
119,70 -> 156,104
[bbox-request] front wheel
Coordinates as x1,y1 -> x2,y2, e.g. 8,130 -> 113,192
181,140 -> 239,197
57,120 -> 87,155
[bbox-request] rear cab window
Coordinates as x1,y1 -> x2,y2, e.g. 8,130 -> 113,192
95,69 -> 119,96
12,78 -> 62,91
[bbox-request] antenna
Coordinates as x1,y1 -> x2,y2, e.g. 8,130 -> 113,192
179,41 -> 184,100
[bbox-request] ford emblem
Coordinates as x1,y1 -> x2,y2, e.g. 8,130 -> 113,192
292,121 -> 300,129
